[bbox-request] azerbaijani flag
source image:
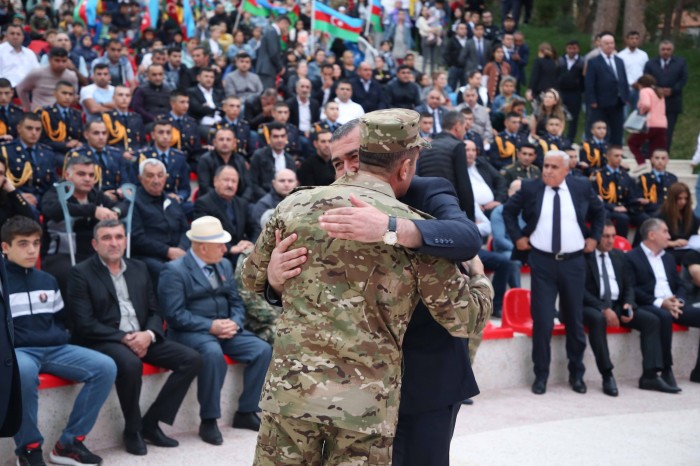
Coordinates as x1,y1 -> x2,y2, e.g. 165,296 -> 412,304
313,1 -> 363,42
242,0 -> 266,17
74,0 -> 98,26
370,0 -> 383,32
288,3 -> 300,25
182,0 -> 195,39
258,0 -> 288,16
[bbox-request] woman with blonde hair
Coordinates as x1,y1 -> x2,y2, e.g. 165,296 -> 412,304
530,88 -> 569,137
628,74 -> 668,164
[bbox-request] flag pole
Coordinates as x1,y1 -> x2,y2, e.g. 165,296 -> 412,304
309,0 -> 316,53
364,0 -> 371,37
233,1 -> 242,33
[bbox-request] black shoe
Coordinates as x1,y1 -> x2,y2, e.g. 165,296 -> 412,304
639,375 -> 681,393
690,369 -> 700,383
461,398 -> 474,405
199,419 -> 223,445
143,424 -> 179,448
49,439 -> 103,465
532,377 -> 547,395
661,369 -> 680,391
123,431 -> 147,456
233,411 -> 261,432
17,446 -> 46,466
602,374 -> 618,397
569,376 -> 587,394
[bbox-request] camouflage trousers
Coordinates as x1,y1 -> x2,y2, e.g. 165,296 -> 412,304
254,411 -> 393,466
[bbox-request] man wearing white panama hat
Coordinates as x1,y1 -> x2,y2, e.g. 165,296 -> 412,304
158,216 -> 272,445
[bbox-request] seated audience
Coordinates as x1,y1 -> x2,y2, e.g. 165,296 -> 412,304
636,149 -> 678,217
466,140 -> 506,216
297,129 -> 334,187
250,169 -> 298,226
500,142 -> 540,188
579,120 -> 609,173
249,122 -> 296,202
198,127 -> 253,201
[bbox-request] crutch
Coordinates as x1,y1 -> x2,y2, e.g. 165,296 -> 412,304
53,181 -> 76,266
120,183 -> 137,259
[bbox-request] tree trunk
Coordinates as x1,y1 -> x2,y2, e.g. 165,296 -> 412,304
672,0 -> 686,37
592,0 -> 621,38
623,0 -> 648,43
576,0 -> 596,33
661,0 -> 675,37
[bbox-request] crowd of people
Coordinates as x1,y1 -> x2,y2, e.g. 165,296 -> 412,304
0,0 -> 699,464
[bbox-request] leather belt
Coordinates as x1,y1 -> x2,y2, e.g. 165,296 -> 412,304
531,248 -> 584,261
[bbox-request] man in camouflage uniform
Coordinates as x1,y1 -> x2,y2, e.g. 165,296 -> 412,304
242,109 -> 493,465
500,142 -> 541,188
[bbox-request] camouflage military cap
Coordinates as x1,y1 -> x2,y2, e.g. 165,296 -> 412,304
360,109 -> 431,154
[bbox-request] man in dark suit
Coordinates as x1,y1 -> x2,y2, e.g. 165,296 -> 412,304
67,219 -> 202,455
285,79 -> 321,130
583,220 -> 674,395
349,62 -> 386,113
415,90 -> 448,135
0,251 -> 21,438
256,16 -> 290,90
262,119 -> 484,466
197,127 -> 253,201
444,23 -> 469,89
504,150 -> 606,395
416,111 -> 475,221
243,89 -> 278,132
627,218 -> 700,388
557,40 -> 585,142
249,122 -> 296,202
193,165 -> 261,264
459,23 -> 492,74
158,217 -> 273,443
643,40 -> 688,149
584,33 -> 629,146
186,67 -> 225,127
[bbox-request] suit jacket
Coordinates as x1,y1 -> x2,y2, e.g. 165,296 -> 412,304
349,76 -> 387,113
249,146 -> 296,202
583,249 -> 635,313
627,246 -> 686,306
285,96 -> 321,130
132,186 -> 190,260
414,103 -> 447,129
256,27 -> 283,78
158,251 -> 246,334
460,38 -> 492,74
0,257 -> 21,436
502,177 -> 606,263
585,54 -> 629,108
443,35 -> 468,68
557,55 -> 585,93
193,191 -> 261,247
67,255 -> 164,345
187,85 -> 225,121
473,157 -> 507,203
643,56 -> 688,114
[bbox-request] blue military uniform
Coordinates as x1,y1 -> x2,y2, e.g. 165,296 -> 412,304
636,170 -> 678,216
535,133 -> 572,169
491,130 -> 526,170
590,166 -> 646,238
65,146 -> 135,193
210,117 -> 254,159
258,122 -> 300,159
1,141 -> 57,202
579,139 -> 608,174
465,129 -> 485,156
102,110 -> 146,154
160,113 -> 202,169
0,104 -> 24,139
138,146 -> 191,203
37,104 -> 83,156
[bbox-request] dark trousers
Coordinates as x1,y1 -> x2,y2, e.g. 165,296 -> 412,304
621,307 -> 664,373
260,74 -> 276,91
591,104 -> 624,146
582,306 -> 614,375
392,402 -> 461,466
640,304 -> 700,369
561,91 -> 582,142
529,250 -> 586,379
666,112 -> 679,149
90,339 -> 202,433
628,127 -> 667,164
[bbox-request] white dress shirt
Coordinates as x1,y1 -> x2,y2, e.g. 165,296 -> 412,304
565,54 -> 579,71
640,243 -> 674,308
297,97 -> 311,133
474,202 -> 491,238
272,150 -> 287,173
616,47 -> 649,87
0,42 -> 39,87
597,252 -> 620,301
336,98 -> 365,124
467,164 -> 494,206
529,181 -> 585,253
198,84 -> 221,126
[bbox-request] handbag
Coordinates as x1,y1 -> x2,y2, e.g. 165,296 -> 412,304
624,110 -> 647,133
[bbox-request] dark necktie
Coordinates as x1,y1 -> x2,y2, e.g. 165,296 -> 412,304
120,113 -> 128,127
600,252 -> 612,308
204,265 -> 218,289
26,146 -> 35,166
432,111 -> 438,134
552,187 -> 561,253
0,107 -> 6,122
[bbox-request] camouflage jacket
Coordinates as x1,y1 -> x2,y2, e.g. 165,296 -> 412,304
241,172 -> 493,437
235,249 -> 280,344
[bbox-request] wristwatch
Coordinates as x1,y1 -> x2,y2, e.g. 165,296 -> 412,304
383,216 -> 398,246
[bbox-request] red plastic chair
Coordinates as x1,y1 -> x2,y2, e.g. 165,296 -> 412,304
501,288 -> 566,336
38,373 -> 73,389
613,235 -> 632,252
482,321 -> 514,340
672,323 -> 688,332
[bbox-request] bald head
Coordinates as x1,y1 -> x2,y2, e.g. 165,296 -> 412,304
272,169 -> 298,197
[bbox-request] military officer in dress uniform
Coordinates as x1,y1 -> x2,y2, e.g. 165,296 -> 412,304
37,81 -> 84,161
579,120 -> 609,174
311,101 -> 342,139
0,79 -> 24,141
1,113 -> 57,212
258,102 -> 301,161
534,116 -> 572,168
491,112 -> 527,170
138,119 -> 191,210
590,145 -> 646,238
209,96 -> 254,160
636,149 -> 678,216
65,120 -> 135,200
500,142 -> 541,188
102,85 -> 146,163
160,90 -> 202,171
